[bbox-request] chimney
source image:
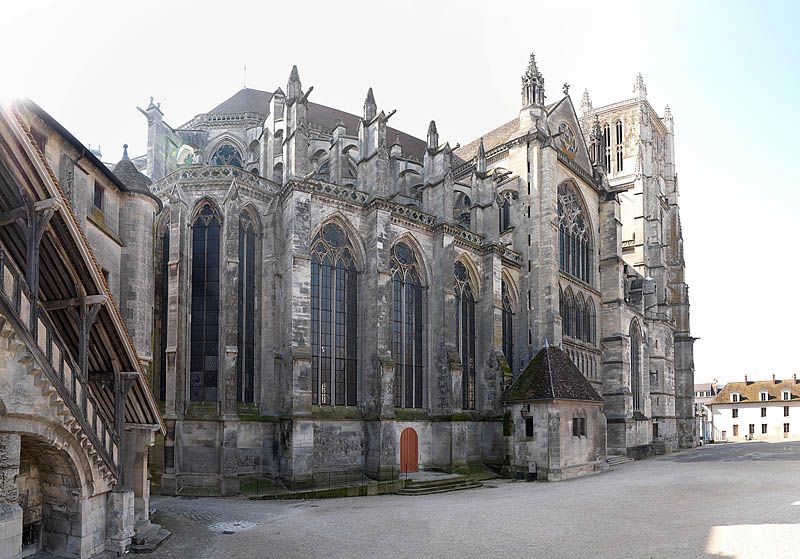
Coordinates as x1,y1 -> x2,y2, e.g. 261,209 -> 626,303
794,373 -> 797,384
744,375 -> 748,385
773,374 -> 776,384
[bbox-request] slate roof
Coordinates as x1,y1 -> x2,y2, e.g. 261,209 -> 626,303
505,345 -> 603,403
709,378 -> 800,405
112,145 -> 152,194
196,88 -> 427,160
454,101 -> 558,163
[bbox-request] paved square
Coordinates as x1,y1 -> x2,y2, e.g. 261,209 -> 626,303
145,442 -> 800,559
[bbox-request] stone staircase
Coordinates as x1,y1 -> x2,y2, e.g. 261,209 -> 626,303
607,454 -> 634,467
0,318 -> 116,485
128,521 -> 171,554
396,472 -> 482,496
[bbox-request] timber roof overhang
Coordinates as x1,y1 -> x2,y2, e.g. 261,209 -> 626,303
0,102 -> 164,433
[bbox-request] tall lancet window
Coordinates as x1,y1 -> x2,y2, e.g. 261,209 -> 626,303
455,261 -> 476,410
603,123 -> 611,172
557,182 -> 592,284
615,120 -> 624,172
311,223 -> 358,406
501,280 -> 514,374
391,242 -> 424,409
156,224 -> 169,401
631,321 -> 642,411
190,203 -> 222,402
499,196 -> 511,233
237,211 -> 257,403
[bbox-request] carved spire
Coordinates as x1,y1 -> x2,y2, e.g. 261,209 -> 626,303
580,89 -> 592,116
589,115 -> 604,167
476,138 -> 486,175
633,72 -> 647,100
287,65 -> 302,100
521,53 -> 545,107
427,120 -> 439,151
363,87 -> 377,121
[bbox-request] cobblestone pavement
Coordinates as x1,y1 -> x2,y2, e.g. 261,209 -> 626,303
141,442 -> 800,559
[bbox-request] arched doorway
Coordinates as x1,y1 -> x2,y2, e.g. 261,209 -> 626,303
17,435 -> 83,557
400,428 -> 419,473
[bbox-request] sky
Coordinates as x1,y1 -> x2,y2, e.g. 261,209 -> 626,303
1,0 -> 799,385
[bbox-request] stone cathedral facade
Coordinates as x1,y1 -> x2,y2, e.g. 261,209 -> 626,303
132,55 -> 694,494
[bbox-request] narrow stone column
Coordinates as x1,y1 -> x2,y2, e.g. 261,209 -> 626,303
0,433 -> 22,559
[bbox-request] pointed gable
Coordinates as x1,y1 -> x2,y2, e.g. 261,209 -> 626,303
506,346 -> 603,402
547,95 -> 594,173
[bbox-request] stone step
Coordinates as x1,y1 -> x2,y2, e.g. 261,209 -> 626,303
128,527 -> 171,554
397,480 -> 482,496
397,474 -> 483,495
607,455 -> 634,466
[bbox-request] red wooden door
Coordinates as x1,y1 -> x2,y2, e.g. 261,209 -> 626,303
400,428 -> 419,473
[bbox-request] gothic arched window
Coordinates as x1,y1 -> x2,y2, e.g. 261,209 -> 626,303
615,120 -> 624,172
499,196 -> 511,233
603,123 -> 611,172
311,222 -> 358,406
631,321 -> 642,411
576,293 -> 585,341
562,287 -> 575,338
156,222 -> 170,401
391,242 -> 424,409
501,280 -> 514,374
587,299 -> 597,344
558,182 -> 592,284
190,203 -> 222,402
237,211 -> 257,403
455,261 -> 476,410
315,160 -> 330,182
211,143 -> 243,167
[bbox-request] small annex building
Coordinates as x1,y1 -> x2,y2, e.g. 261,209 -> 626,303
505,346 -> 607,481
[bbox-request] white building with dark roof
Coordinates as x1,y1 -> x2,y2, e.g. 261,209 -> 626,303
708,376 -> 800,442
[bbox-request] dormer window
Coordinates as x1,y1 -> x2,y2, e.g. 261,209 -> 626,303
783,391 -> 791,401
732,393 -> 740,403
760,392 -> 768,402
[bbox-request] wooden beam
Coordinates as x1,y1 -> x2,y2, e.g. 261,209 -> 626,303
0,206 -> 25,226
114,371 -> 137,490
41,294 -> 105,311
25,200 -> 56,334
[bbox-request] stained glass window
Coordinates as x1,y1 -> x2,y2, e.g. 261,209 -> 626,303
558,182 -> 592,284
237,212 -> 257,403
455,261 -> 476,410
190,203 -> 221,402
391,242 -> 424,408
499,196 -> 511,232
631,321 -> 642,411
157,227 -> 169,401
501,280 -> 514,374
311,223 -> 358,406
211,143 -> 243,167
603,123 -> 611,172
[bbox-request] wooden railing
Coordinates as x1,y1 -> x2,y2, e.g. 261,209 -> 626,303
0,247 -> 118,475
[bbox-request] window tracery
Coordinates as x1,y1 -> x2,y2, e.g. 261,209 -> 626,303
558,182 -> 592,283
455,261 -> 476,410
211,143 -> 243,167
391,242 -> 424,408
190,203 -> 222,402
237,211 -> 257,403
501,280 -> 514,374
311,222 -> 358,406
